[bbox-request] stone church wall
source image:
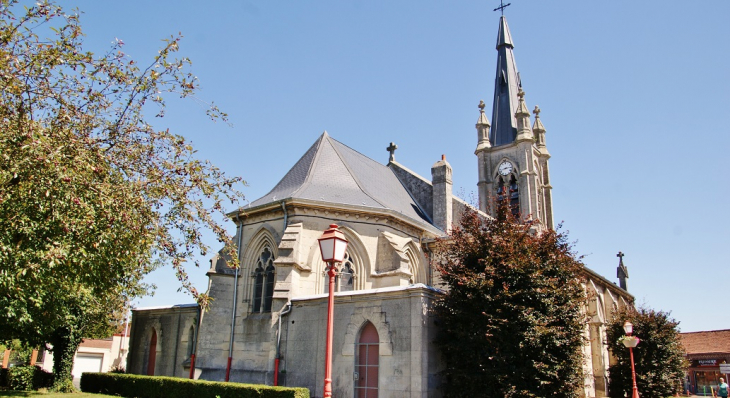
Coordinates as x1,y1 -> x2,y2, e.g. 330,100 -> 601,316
280,285 -> 443,398
126,304 -> 199,378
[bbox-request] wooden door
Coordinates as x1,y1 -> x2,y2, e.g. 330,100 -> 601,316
355,322 -> 378,398
147,330 -> 157,376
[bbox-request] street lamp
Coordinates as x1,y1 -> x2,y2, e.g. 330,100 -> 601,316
622,321 -> 640,398
318,224 -> 348,398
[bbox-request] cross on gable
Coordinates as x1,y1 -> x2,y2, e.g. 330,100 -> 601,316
386,142 -> 398,163
616,251 -> 624,260
494,0 -> 511,15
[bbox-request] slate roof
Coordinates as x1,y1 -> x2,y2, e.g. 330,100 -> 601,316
248,132 -> 435,231
490,15 -> 522,147
681,329 -> 730,356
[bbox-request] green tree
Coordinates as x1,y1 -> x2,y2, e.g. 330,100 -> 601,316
434,204 -> 586,398
606,306 -> 687,398
0,0 -> 242,390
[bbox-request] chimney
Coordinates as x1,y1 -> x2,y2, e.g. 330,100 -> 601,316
431,155 -> 453,233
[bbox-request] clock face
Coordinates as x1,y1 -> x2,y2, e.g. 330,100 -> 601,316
498,161 -> 513,176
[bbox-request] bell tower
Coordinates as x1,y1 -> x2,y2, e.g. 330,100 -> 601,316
475,15 -> 553,230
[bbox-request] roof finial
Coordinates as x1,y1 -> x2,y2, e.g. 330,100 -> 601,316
616,251 -> 629,291
494,0 -> 511,15
476,100 -> 490,127
386,142 -> 398,163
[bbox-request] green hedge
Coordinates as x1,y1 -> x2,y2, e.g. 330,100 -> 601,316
0,366 -> 53,391
80,372 -> 310,398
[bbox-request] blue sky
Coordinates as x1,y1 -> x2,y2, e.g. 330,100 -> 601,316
44,1 -> 729,332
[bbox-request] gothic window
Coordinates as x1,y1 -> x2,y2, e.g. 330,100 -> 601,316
324,251 -> 357,293
495,175 -> 520,219
405,246 -> 424,285
252,246 -> 275,313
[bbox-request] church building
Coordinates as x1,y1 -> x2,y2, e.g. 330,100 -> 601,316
126,15 -> 634,398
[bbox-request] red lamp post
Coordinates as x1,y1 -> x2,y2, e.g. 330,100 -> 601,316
622,321 -> 640,398
318,224 -> 348,398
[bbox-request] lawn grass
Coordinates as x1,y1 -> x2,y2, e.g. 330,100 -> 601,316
0,392 -> 118,397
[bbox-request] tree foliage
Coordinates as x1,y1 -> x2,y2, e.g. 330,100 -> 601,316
606,306 -> 687,398
0,0 -> 242,388
434,204 -> 586,398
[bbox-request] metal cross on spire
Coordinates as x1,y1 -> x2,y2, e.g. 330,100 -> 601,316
494,0 -> 511,15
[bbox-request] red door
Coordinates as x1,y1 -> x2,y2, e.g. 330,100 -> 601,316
147,330 -> 157,376
355,322 -> 378,398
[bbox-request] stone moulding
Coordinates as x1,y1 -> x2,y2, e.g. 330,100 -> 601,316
341,305 -> 393,357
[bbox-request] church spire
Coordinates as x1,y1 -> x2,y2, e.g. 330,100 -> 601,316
490,15 -> 522,147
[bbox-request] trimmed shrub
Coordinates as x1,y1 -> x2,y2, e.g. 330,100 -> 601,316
81,372 -> 310,398
7,365 -> 34,391
2,365 -> 54,391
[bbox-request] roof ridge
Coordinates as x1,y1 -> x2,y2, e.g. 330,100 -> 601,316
326,135 -> 388,209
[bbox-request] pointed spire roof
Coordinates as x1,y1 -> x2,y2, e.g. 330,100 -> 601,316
490,16 -> 522,147
248,132 -> 436,231
496,15 -> 514,49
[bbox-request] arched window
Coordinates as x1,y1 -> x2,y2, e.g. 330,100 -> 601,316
324,251 -> 357,293
405,246 -> 424,285
147,329 -> 157,376
496,174 -> 520,219
355,322 -> 379,397
252,246 -> 275,313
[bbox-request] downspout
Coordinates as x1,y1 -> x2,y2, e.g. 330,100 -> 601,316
421,235 -> 433,287
225,213 -> 244,382
273,200 -> 289,386
273,302 -> 292,386
280,201 -> 288,231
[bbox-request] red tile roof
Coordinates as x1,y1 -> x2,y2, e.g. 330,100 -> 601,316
680,329 -> 730,356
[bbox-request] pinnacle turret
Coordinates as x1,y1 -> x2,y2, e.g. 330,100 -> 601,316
514,90 -> 533,143
532,105 -> 548,153
475,100 -> 491,151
